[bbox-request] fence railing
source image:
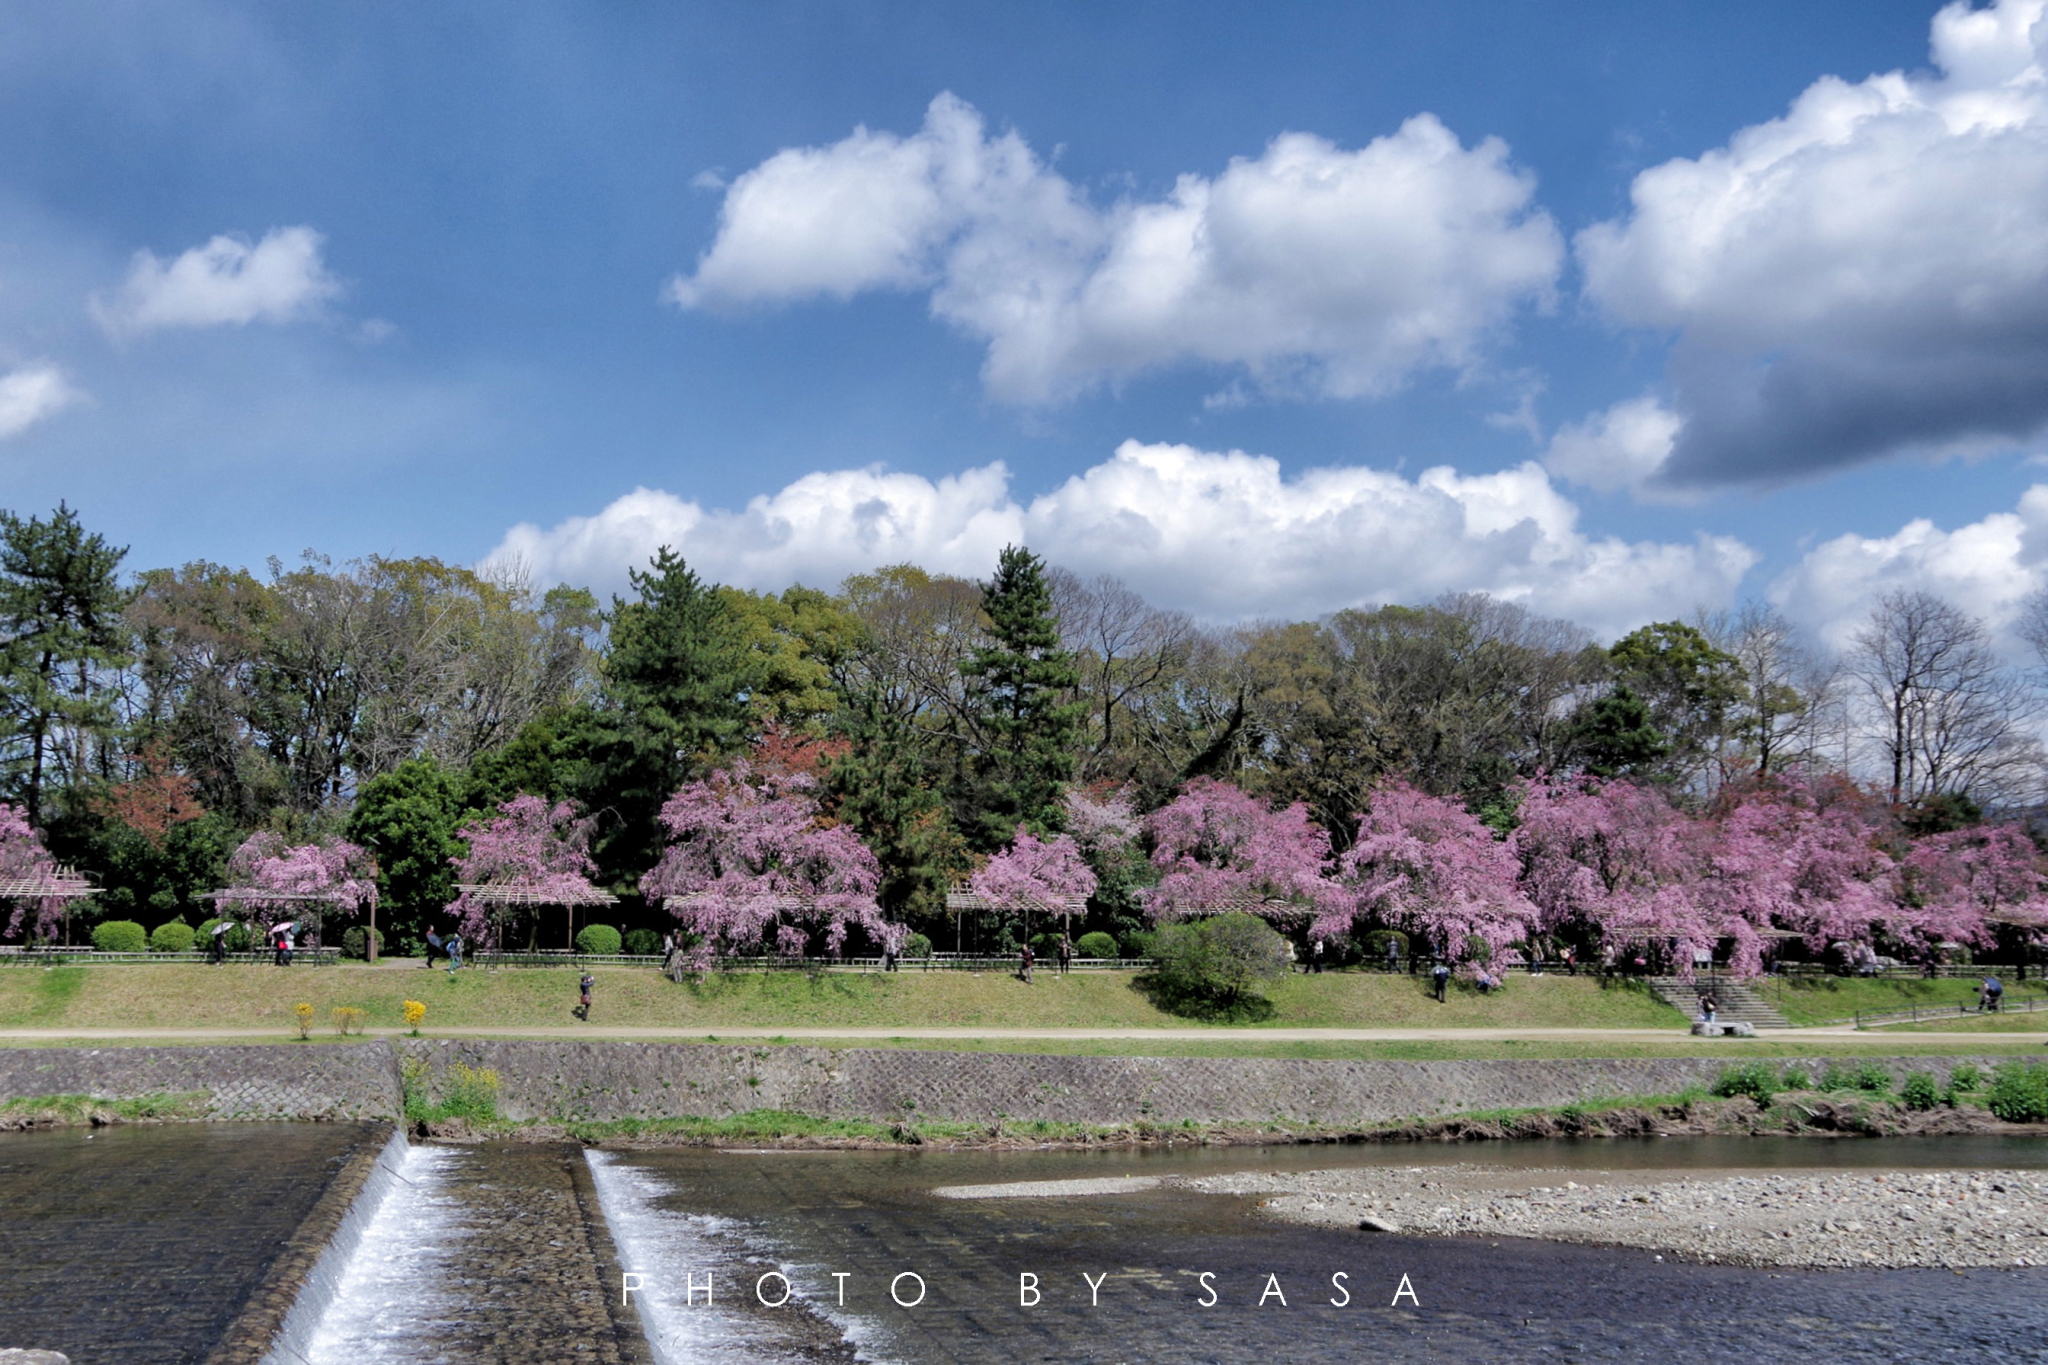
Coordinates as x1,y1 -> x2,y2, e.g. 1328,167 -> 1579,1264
1847,995 -> 2048,1028
0,947 -> 342,965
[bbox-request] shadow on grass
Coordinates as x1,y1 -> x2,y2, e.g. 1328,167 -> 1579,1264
1131,971 -> 1277,1023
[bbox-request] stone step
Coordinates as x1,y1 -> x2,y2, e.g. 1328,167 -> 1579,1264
1647,977 -> 1792,1029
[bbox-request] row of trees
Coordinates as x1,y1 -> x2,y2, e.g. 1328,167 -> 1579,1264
1,501 -> 2046,967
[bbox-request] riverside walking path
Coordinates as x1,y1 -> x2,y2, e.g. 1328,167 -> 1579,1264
0,1023 -> 2038,1043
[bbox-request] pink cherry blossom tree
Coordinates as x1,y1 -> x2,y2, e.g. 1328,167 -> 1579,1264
446,795 -> 602,945
643,760 -> 891,969
1900,821 -> 2048,952
972,827 -> 1097,940
1063,784 -> 1141,855
1337,781 -> 1535,962
1696,776 -> 1899,973
0,803 -> 62,940
220,832 -> 379,946
1509,774 -> 1710,973
1141,778 -> 1341,926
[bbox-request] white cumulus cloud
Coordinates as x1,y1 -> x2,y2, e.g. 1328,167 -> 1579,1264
93,225 -> 341,337
1575,0 -> 2048,488
1770,485 -> 2048,650
669,94 -> 1562,404
488,441 -> 1755,638
1543,395 -> 1683,493
0,363 -> 84,440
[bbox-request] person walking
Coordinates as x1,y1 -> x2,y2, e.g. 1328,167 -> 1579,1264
446,933 -> 463,975
1057,935 -> 1072,976
1432,961 -> 1450,1003
424,929 -> 444,969
1384,938 -> 1400,973
1019,943 -> 1034,984
209,920 -> 230,966
1310,938 -> 1325,974
1700,992 -> 1718,1024
577,971 -> 594,1021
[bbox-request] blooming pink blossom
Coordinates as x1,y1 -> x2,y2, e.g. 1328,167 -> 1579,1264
1141,778 -> 1341,925
1063,785 -> 1140,853
1337,781 -> 1535,962
446,795 -> 601,944
644,761 -> 891,968
0,803 -> 62,940
1901,822 -> 2048,950
219,832 -> 379,945
972,828 -> 1097,911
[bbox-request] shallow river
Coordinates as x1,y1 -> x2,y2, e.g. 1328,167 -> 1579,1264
589,1136 -> 2048,1364
4,1126 -> 2047,1363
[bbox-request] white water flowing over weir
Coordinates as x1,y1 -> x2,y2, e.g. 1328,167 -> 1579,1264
584,1150 -> 822,1365
300,1145 -> 469,1364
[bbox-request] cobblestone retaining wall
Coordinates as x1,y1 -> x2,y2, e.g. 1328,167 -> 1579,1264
395,1040 -> 2004,1128
0,1043 -> 402,1121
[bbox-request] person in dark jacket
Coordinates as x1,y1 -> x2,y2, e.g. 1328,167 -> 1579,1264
1432,961 -> 1451,1002
577,972 -> 594,1020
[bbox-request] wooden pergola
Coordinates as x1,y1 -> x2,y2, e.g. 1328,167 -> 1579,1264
944,884 -> 1089,954
0,865 -> 96,946
457,882 -> 618,952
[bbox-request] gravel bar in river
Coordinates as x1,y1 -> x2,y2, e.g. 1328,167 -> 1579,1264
1181,1165 -> 2048,1269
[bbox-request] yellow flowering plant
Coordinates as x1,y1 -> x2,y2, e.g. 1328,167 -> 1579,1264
292,1002 -> 314,1040
403,999 -> 426,1035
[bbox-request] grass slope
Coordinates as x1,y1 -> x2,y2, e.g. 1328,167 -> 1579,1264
1759,974 -> 2048,1025
0,962 -> 1685,1034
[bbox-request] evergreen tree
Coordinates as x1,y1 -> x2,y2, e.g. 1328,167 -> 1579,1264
0,504 -> 132,823
956,545 -> 1083,847
578,549 -> 755,881
823,693 -> 970,928
1569,684 -> 1669,779
346,755 -> 467,951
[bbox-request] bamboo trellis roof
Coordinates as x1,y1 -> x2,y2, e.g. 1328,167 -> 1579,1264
0,865 -> 94,899
203,888 -> 354,904
945,883 -> 1088,913
456,882 -> 618,906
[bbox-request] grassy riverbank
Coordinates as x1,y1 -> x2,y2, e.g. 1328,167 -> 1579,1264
1759,974 -> 2048,1024
0,961 -> 1689,1034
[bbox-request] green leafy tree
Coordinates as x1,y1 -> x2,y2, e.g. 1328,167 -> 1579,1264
346,756 -> 466,950
1604,621 -> 1741,786
1145,911 -> 1290,1020
568,550 -> 756,882
956,545 -> 1082,848
823,696 -> 971,930
0,504 -> 133,822
1569,684 -> 1670,779
717,584 -> 860,731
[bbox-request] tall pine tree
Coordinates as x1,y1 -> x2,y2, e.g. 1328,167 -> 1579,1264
956,544 -> 1082,848
0,504 -> 132,823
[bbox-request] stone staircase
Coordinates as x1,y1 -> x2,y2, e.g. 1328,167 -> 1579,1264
1647,976 -> 1791,1030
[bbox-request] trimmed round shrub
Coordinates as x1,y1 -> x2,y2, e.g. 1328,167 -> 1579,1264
1462,934 -> 1493,965
196,918 -> 252,952
149,921 -> 196,953
92,920 -> 148,954
900,931 -> 932,959
622,928 -> 660,956
575,924 -> 622,956
1119,930 -> 1154,959
1075,931 -> 1118,959
340,926 -> 383,960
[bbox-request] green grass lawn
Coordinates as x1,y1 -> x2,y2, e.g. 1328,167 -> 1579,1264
1757,974 -> 2048,1025
0,962 -> 1686,1035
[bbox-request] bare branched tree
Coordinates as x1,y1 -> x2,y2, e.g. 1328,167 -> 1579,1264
1850,589 -> 2041,804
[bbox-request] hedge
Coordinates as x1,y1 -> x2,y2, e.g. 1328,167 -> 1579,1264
92,920 -> 148,954
575,924 -> 622,955
148,921 -> 196,953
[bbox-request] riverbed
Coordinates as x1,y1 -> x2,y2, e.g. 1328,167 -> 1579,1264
4,1126 -> 2047,1362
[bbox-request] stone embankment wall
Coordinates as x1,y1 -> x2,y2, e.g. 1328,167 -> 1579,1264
0,1041 -> 402,1120
0,1039 -> 2014,1128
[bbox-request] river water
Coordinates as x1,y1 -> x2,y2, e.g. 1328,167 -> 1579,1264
587,1137 -> 2048,1364
4,1126 -> 2046,1362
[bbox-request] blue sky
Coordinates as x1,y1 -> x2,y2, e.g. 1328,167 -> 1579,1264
7,0 -> 2048,645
